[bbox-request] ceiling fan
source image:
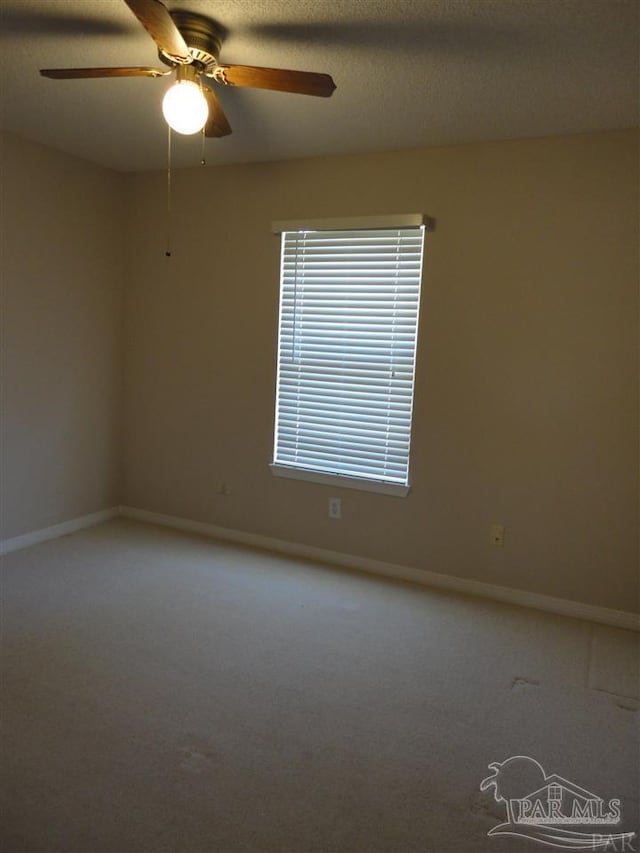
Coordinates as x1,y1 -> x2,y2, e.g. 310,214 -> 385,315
39,0 -> 336,138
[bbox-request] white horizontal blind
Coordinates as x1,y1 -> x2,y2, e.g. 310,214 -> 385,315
273,225 -> 425,486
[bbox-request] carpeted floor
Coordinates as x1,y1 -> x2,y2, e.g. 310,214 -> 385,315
1,518 -> 638,853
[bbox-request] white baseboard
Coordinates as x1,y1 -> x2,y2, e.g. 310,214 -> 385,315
3,504 -> 637,632
0,507 -> 120,557
119,506 -> 640,632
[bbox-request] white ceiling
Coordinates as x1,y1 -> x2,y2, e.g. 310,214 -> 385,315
0,0 -> 638,172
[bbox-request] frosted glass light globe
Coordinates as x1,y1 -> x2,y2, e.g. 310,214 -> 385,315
162,80 -> 208,135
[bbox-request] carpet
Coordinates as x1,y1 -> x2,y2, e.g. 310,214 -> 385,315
1,519 -> 638,852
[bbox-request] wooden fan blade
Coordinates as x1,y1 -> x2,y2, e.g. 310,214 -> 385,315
40,67 -> 171,79
214,65 -> 336,97
203,87 -> 232,137
123,0 -> 191,63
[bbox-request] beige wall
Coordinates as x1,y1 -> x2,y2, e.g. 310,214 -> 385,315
1,127 -> 636,613
0,132 -> 124,539
123,129 -> 639,613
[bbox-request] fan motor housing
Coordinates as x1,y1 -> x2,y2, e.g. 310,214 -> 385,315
159,11 -> 224,71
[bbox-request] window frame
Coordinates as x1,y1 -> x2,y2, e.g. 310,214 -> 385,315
270,214 -> 432,497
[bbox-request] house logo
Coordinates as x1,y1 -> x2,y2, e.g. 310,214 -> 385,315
480,756 -> 637,851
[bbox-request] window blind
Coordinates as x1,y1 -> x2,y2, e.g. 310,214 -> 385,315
273,225 -> 425,487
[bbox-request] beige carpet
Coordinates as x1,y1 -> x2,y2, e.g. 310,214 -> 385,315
1,518 -> 638,853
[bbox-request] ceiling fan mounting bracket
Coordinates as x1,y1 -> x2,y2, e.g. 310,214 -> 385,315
158,10 -> 224,72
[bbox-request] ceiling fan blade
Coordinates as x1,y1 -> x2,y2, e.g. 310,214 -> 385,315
40,67 -> 171,79
203,87 -> 232,137
213,65 -> 336,97
122,0 -> 191,63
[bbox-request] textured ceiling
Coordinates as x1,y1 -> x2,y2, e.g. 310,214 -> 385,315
0,0 -> 638,172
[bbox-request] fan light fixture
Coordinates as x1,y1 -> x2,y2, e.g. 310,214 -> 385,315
162,66 -> 208,135
40,0 -> 337,143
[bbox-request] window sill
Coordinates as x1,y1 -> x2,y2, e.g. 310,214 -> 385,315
270,463 -> 410,497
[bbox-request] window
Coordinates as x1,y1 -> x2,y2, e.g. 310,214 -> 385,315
271,215 -> 429,497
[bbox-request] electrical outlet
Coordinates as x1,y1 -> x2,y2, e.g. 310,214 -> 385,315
328,497 -> 341,519
490,524 -> 504,547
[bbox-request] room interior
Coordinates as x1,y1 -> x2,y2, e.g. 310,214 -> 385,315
1,1 -> 639,851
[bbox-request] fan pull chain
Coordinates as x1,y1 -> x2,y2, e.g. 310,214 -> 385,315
201,125 -> 206,166
165,124 -> 172,258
